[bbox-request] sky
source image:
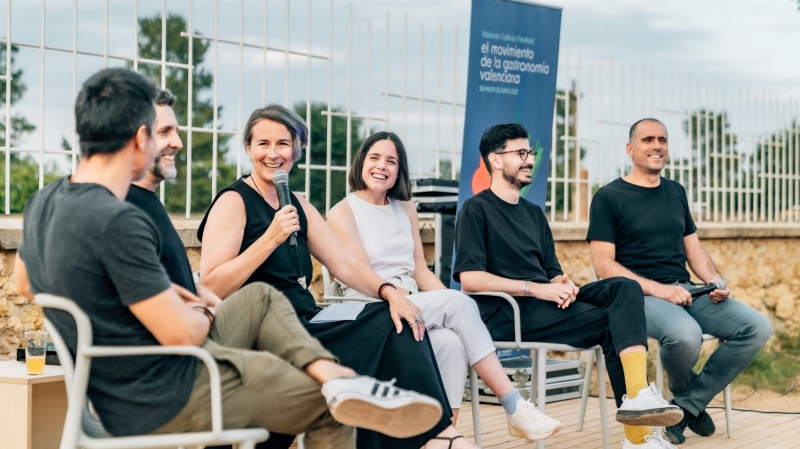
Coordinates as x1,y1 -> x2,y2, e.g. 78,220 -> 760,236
2,0 -> 799,181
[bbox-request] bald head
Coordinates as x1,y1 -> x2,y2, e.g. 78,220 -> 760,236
629,118 -> 667,143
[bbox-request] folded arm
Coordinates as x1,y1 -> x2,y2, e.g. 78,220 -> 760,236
459,270 -> 577,308
128,288 -> 212,346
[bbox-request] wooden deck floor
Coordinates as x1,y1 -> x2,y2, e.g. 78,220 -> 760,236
455,399 -> 800,449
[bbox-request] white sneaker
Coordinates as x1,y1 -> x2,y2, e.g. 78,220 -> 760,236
321,376 -> 442,438
506,399 -> 562,440
616,383 -> 683,426
622,433 -> 678,449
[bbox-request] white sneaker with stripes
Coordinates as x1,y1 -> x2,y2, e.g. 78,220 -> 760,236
321,376 -> 443,438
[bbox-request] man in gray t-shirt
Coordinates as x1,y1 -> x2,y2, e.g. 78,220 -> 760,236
15,68 -> 442,445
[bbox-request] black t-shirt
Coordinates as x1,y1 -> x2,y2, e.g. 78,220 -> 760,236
454,189 -> 563,319
19,178 -> 196,436
587,177 -> 697,284
126,184 -> 196,294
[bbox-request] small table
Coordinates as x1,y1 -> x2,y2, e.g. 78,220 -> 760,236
0,360 -> 66,449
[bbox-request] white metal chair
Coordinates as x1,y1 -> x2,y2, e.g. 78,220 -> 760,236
463,291 -> 610,449
655,334 -> 734,438
35,293 -> 270,449
320,266 -> 378,306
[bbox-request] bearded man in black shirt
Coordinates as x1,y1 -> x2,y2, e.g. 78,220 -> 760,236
588,118 -> 771,445
125,90 -> 291,448
455,123 -> 682,449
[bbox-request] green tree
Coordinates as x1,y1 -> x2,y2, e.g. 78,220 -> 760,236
290,102 -> 363,215
750,121 -> 799,220
0,44 -> 59,213
546,84 -> 587,220
437,159 -> 459,180
136,13 -> 236,215
677,110 -> 740,215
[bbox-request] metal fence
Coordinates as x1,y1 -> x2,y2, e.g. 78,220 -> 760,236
0,0 -> 466,217
1,1 -> 798,224
552,51 -> 800,225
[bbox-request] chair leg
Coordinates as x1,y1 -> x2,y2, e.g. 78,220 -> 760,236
655,342 -> 665,436
655,341 -> 664,395
724,383 -> 734,438
236,442 -> 257,449
536,349 -> 547,449
595,348 -> 611,449
577,350 -> 594,432
470,367 -> 483,448
529,349 -> 538,406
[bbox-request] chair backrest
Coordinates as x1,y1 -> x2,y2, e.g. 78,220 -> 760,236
321,265 -> 344,297
36,293 -> 99,449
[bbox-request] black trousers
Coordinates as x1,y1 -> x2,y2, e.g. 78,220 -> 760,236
481,277 -> 648,407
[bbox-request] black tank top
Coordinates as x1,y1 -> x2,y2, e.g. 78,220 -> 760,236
198,176 -> 317,320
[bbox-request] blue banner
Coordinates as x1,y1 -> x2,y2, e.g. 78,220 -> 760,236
456,0 -> 562,211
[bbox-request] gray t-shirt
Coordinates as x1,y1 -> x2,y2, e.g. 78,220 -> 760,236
19,178 -> 196,436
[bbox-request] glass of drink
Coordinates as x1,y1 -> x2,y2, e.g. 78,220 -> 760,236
24,331 -> 48,375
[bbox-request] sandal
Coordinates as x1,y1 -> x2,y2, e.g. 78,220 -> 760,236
429,435 -> 473,449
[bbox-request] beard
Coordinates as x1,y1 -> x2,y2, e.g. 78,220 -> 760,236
149,151 -> 178,180
501,163 -> 533,189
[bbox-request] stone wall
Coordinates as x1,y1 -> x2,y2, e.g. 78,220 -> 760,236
552,236 -> 800,335
0,250 -> 41,360
1,220 -> 798,360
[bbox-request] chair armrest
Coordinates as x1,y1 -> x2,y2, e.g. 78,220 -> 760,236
83,345 -> 224,438
319,296 -> 381,307
461,291 -> 523,348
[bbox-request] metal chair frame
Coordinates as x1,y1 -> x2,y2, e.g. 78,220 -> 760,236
463,291 -> 611,449
36,293 -> 269,449
655,334 -> 734,438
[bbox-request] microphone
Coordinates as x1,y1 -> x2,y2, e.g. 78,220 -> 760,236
272,170 -> 297,247
687,279 -> 727,298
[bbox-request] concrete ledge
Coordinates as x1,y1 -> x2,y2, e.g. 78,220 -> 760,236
1,217 -> 798,249
0,217 -> 203,250
540,222 -> 800,241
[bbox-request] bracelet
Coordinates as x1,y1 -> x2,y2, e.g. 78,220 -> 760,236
193,305 -> 215,328
378,282 -> 397,300
521,280 -> 530,296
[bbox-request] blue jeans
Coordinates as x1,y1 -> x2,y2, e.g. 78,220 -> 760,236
644,284 -> 772,416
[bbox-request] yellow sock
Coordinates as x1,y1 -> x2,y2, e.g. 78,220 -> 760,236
620,351 -> 648,399
624,424 -> 651,445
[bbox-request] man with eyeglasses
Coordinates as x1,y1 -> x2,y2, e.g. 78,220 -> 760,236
454,123 -> 682,449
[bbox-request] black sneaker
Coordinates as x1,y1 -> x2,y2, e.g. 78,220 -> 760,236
688,409 -> 715,437
663,401 -> 696,445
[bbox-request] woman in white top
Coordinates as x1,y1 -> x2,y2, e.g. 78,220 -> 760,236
328,131 -> 562,446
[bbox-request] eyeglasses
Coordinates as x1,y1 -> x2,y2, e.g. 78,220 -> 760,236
493,148 -> 537,161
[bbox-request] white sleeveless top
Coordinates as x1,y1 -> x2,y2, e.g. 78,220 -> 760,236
339,193 -> 419,297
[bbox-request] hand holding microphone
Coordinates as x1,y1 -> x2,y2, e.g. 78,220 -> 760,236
272,170 -> 300,246
700,279 -> 730,303
687,279 -> 728,299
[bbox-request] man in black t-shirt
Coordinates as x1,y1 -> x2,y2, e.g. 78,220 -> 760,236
126,89 -> 198,295
16,69 -> 441,446
126,90 -> 291,448
455,124 -> 682,449
588,118 -> 771,445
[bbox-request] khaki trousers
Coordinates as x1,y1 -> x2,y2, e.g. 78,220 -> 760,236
153,282 -> 355,449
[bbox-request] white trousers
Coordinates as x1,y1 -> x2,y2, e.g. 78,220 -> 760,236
343,283 -> 496,408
